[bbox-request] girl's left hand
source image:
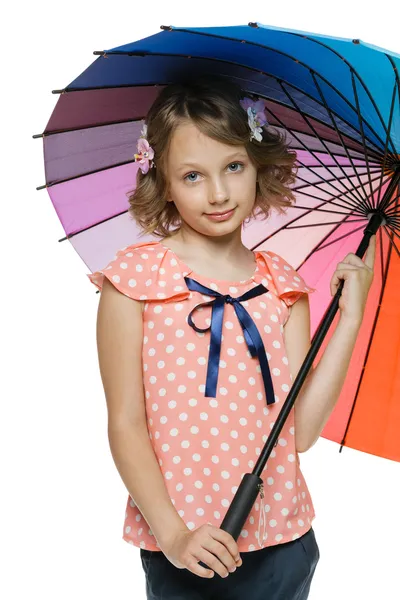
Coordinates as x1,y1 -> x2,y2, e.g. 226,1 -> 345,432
331,235 -> 376,325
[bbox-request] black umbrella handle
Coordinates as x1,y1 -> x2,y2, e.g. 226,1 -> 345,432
219,473 -> 263,539
198,474 -> 262,569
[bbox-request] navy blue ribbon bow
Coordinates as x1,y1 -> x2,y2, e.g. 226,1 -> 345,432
184,276 -> 276,406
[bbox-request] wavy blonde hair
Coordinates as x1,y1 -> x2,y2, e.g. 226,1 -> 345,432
127,75 -> 297,238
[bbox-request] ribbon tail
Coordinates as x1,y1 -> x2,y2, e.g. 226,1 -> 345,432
234,304 -> 275,406
258,351 -> 276,406
205,299 -> 224,398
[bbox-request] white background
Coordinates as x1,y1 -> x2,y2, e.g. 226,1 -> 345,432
3,1 -> 400,599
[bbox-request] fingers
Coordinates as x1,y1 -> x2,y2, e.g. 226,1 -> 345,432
364,234 -> 377,270
209,527 -> 241,565
340,235 -> 376,269
188,525 -> 242,579
195,546 -> 236,579
187,556 -> 215,579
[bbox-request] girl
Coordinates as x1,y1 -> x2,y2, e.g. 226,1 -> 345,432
88,76 -> 376,600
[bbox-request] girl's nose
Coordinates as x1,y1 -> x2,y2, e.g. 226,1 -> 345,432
210,179 -> 229,203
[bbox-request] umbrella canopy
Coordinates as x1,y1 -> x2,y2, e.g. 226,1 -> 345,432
36,22 -> 400,461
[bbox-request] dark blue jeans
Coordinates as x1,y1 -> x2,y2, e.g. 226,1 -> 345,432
140,526 -> 320,600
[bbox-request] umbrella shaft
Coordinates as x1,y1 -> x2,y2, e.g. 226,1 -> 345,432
252,211 -> 386,478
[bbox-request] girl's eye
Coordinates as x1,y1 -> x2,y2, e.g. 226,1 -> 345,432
228,162 -> 244,172
185,172 -> 199,183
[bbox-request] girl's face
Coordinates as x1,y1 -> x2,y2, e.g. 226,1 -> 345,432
165,121 -> 258,238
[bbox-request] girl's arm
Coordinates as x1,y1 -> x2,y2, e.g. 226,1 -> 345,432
96,278 -> 188,547
283,294 -> 361,453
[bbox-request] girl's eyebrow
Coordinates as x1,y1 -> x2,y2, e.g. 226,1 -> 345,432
177,152 -> 248,171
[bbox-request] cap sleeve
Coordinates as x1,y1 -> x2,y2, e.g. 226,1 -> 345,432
257,250 -> 316,324
86,242 -> 191,303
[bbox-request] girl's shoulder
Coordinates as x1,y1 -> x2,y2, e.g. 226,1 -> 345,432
254,249 -> 316,307
86,240 -> 190,303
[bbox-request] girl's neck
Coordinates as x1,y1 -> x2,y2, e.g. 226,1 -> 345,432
162,230 -> 249,263
160,231 -> 257,282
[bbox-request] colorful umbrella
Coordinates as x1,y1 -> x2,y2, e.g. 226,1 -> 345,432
34,22 -> 400,541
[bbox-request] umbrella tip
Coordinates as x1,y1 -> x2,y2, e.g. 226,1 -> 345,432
248,22 -> 259,28
352,39 -> 360,44
160,25 -> 173,31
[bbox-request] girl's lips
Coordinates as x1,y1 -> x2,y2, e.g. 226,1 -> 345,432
206,208 -> 236,221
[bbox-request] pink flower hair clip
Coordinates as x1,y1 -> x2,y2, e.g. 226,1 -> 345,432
240,97 -> 269,142
134,124 -> 155,174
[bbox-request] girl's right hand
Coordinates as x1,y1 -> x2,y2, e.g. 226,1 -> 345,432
160,523 -> 243,579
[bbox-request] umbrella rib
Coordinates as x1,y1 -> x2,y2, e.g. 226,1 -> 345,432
33,116 -> 147,138
278,79 -> 373,210
58,209 -> 129,242
286,219 -> 367,229
291,205 -> 369,217
36,157 -> 139,190
313,224 -> 367,252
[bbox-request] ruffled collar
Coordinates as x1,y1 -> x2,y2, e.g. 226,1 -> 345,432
154,240 -> 268,288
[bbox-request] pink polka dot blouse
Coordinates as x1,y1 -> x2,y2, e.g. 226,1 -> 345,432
87,240 -> 317,553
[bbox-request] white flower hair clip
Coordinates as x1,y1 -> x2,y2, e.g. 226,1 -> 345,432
240,97 -> 269,142
134,123 -> 155,174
